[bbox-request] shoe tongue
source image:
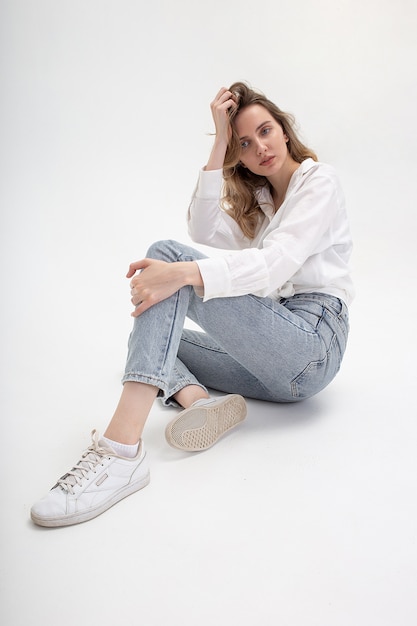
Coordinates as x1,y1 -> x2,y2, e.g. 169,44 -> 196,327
98,437 -> 117,454
74,441 -> 112,475
54,433 -> 114,492
67,449 -> 102,484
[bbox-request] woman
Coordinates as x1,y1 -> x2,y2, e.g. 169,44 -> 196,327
31,82 -> 354,527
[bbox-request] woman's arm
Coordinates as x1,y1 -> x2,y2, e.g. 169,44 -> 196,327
205,87 -> 236,171
186,88 -> 249,249
126,90 -> 241,318
187,168 -> 248,248
195,164 -> 352,301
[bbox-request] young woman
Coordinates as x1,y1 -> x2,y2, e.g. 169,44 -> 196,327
31,82 -> 354,527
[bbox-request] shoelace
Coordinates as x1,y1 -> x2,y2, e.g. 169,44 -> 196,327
56,430 -> 113,495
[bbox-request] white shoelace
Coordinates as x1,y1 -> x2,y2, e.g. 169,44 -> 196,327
56,430 -> 113,495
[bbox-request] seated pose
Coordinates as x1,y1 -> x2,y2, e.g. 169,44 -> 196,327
31,82 -> 354,527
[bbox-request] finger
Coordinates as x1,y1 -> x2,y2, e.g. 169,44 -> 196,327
212,86 -> 229,102
211,88 -> 234,110
131,298 -> 153,318
131,295 -> 142,306
126,258 -> 149,278
218,89 -> 232,102
218,90 -> 239,109
130,284 -> 139,299
213,96 -> 237,117
212,91 -> 231,109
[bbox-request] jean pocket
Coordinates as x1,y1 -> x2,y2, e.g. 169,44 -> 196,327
290,333 -> 343,399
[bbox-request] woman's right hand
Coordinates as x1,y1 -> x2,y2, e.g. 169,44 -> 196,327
204,88 -> 238,171
210,87 -> 237,144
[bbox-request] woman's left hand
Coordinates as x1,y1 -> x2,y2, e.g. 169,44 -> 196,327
127,258 -> 202,318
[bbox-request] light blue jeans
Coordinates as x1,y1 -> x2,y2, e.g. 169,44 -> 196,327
122,240 -> 349,404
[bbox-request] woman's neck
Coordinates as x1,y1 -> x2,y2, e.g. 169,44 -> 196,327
268,157 -> 300,210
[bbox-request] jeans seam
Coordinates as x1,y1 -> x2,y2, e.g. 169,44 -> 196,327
290,331 -> 337,398
122,372 -> 168,390
181,336 -> 226,354
181,334 -> 275,399
248,294 -> 318,335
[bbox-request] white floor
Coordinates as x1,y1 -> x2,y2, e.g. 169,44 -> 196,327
2,265 -> 417,625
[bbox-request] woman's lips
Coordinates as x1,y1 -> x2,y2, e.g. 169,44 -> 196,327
260,156 -> 275,166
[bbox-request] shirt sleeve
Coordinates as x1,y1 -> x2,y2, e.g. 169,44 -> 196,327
195,167 -> 343,301
187,168 -> 249,249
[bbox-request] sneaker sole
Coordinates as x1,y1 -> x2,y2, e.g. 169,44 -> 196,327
165,394 -> 247,452
30,472 -> 150,528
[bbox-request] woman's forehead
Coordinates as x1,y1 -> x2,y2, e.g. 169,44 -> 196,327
235,104 -> 274,133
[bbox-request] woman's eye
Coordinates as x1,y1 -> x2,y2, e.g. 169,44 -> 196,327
261,127 -> 271,135
241,140 -> 249,149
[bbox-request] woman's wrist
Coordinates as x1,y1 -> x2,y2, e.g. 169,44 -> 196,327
205,137 -> 228,171
177,261 -> 204,288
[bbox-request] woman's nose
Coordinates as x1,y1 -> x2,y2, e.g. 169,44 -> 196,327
256,141 -> 267,155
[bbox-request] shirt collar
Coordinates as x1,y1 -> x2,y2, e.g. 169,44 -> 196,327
256,158 -> 316,220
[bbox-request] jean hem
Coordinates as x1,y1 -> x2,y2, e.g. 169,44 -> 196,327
121,372 -> 208,407
122,372 -> 167,391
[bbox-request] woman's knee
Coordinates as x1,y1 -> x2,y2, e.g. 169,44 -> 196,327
146,240 -> 180,262
146,240 -> 206,263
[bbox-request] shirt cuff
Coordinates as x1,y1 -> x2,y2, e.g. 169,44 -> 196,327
195,168 -> 224,199
195,257 -> 231,301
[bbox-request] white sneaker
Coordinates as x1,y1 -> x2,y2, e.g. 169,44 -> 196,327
165,394 -> 247,451
31,430 -> 150,527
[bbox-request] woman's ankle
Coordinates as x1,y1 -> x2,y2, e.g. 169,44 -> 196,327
173,385 -> 209,409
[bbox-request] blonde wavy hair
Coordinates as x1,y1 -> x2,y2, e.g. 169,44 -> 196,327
222,81 -> 318,239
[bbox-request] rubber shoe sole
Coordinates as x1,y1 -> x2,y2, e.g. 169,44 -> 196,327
30,472 -> 150,528
165,394 -> 247,451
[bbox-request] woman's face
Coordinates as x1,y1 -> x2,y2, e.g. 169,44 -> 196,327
234,104 -> 291,177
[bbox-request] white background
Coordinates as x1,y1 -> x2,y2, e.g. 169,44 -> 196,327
1,1 -> 417,625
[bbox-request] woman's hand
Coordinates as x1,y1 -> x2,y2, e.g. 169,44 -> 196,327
205,87 -> 238,171
127,259 -> 203,318
210,87 -> 237,143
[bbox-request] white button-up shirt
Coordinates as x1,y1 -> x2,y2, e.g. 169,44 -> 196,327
188,158 -> 354,306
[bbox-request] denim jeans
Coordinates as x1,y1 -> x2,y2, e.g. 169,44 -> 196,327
122,240 -> 350,404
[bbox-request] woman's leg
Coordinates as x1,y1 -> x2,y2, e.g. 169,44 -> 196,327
168,293 -> 348,404
163,290 -> 348,450
116,239 -> 348,453
120,239 -> 348,407
103,382 -> 159,444
102,382 -> 209,444
31,241 -> 238,527
173,385 -> 210,407
31,240 -> 348,527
